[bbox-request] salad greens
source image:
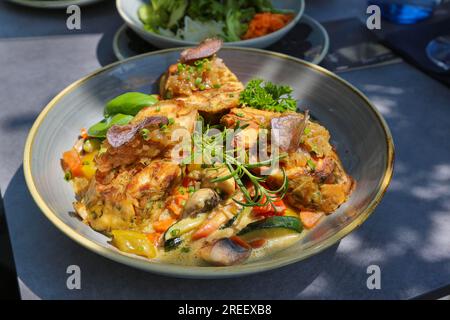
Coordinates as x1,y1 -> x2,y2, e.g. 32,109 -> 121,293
138,0 -> 275,42
138,0 -> 188,31
88,92 -> 159,138
239,79 -> 297,113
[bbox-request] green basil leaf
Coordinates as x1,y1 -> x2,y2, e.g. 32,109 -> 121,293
87,113 -> 134,138
104,92 -> 159,117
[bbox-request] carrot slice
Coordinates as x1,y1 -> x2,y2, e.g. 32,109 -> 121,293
153,218 -> 175,233
243,13 -> 293,40
230,236 -> 252,249
191,212 -> 228,240
146,232 -> 162,245
300,211 -> 324,229
174,194 -> 188,205
167,202 -> 183,217
62,149 -> 83,177
248,239 -> 267,249
80,128 -> 88,139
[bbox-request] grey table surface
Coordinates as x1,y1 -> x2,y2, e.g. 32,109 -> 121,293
1,0 -> 449,300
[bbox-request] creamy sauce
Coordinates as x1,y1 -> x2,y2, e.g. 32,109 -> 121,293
248,233 -> 303,262
155,231 -> 305,266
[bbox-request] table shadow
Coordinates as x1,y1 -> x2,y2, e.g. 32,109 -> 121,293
96,21 -> 121,66
3,165 -> 339,299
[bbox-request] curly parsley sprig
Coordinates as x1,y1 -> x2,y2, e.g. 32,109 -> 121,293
239,79 -> 297,113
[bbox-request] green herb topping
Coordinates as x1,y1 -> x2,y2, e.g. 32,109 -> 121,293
240,79 -> 297,113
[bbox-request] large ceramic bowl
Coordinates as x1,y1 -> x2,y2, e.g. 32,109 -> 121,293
24,48 -> 394,278
116,0 -> 305,49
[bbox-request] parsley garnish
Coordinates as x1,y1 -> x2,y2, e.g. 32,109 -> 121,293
239,79 -> 297,113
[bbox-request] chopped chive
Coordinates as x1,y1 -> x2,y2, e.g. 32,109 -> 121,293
195,77 -> 202,86
64,171 -> 72,181
307,159 -> 316,171
168,117 -> 175,126
140,128 -> 150,140
180,247 -> 190,253
177,63 -> 185,72
170,229 -> 180,237
213,83 -> 221,89
98,146 -> 107,155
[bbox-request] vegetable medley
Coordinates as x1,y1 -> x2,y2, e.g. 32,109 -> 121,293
138,0 -> 294,42
61,39 -> 354,266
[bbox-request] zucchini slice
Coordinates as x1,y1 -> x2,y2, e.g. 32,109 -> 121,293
237,216 -> 303,241
163,213 -> 207,250
220,207 -> 252,229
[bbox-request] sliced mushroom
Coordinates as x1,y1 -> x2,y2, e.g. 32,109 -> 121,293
201,167 -> 236,197
271,110 -> 310,152
199,238 -> 251,266
180,38 -> 223,63
183,188 -> 220,217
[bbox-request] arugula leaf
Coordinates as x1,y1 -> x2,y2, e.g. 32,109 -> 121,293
239,79 -> 298,113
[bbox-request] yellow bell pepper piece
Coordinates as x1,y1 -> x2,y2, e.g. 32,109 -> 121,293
284,207 -> 299,217
111,230 -> 157,259
81,152 -> 97,179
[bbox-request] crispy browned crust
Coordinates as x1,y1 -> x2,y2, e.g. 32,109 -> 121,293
107,116 -> 168,148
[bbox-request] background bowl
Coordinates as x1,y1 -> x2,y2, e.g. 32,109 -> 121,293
116,0 -> 305,49
24,48 -> 394,278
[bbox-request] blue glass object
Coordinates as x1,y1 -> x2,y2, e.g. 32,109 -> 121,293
427,35 -> 450,71
368,0 -> 441,24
